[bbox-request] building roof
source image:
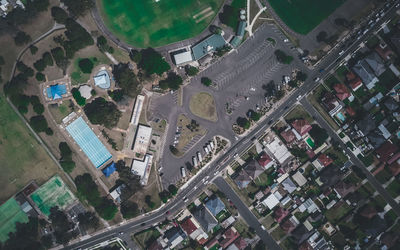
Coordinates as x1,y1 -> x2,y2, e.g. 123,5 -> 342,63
257,151 -> 273,168
244,160 -> 264,180
346,106 -> 356,116
180,217 -> 198,235
132,125 -> 152,158
375,43 -> 395,60
261,193 -> 280,210
102,162 -> 116,177
130,95 -> 145,126
234,170 -> 251,189
333,181 -> 355,198
292,171 -> 307,186
318,154 -> 333,167
352,60 -> 378,89
220,227 -> 240,248
131,154 -> 153,185
367,131 -> 386,149
265,136 -> 293,164
346,71 -> 363,91
356,114 -> 376,135
205,196 -> 225,216
94,70 -> 111,89
291,119 -> 312,136
78,85 -> 92,99
281,129 -> 296,143
191,34 -> 226,60
233,237 -> 247,250
333,83 -> 351,101
376,141 -> 399,163
282,177 -> 297,193
365,52 -> 386,76
381,232 -> 399,248
292,224 -> 314,245
173,51 -> 193,65
388,158 -> 400,176
230,36 -> 242,48
46,84 -> 67,100
236,21 -> 246,37
281,218 -> 297,233
274,207 -> 290,223
193,205 -> 218,232
384,98 -> 399,111
321,92 -> 342,115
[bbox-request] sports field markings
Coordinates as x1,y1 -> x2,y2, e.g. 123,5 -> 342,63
196,11 -> 215,23
193,7 -> 212,19
193,7 -> 214,23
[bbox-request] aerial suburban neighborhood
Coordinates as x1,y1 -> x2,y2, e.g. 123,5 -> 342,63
0,0 -> 400,250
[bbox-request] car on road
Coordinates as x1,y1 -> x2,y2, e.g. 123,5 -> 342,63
261,225 -> 266,230
119,232 -> 124,235
183,197 -> 188,202
283,39 -> 289,42
339,50 -> 345,56
314,77 -> 320,82
165,211 -> 170,215
140,222 -> 146,227
233,153 -> 239,158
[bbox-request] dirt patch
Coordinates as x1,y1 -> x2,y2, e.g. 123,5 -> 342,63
189,92 -> 217,122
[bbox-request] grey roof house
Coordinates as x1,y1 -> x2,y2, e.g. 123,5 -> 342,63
193,205 -> 218,232
191,34 -> 226,60
282,177 -> 297,194
205,196 -> 225,217
352,60 -> 379,90
365,52 -> 386,76
244,160 -> 264,180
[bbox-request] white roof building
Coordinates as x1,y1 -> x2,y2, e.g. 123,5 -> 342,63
78,85 -> 92,99
130,95 -> 145,126
299,198 -> 319,213
131,154 -> 153,185
292,171 -> 307,187
262,193 -> 280,210
132,125 -> 152,159
173,51 -> 193,65
265,136 -> 293,164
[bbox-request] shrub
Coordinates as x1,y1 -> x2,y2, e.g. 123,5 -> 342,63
35,72 -> 45,81
60,160 -> 75,173
274,50 -> 293,64
71,88 -> 86,106
108,89 -> 124,102
14,31 -> 31,46
185,65 -> 199,76
78,58 -> 94,74
201,77 -> 212,86
30,45 -> 38,55
237,117 -> 250,129
30,115 -> 48,133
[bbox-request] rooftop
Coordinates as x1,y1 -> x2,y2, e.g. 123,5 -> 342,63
191,34 -> 226,60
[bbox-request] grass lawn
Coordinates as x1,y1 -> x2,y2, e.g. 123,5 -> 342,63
375,168 -> 393,184
189,92 -> 217,122
271,226 -> 286,241
0,97 -> 60,203
267,0 -> 345,34
48,100 -> 75,124
325,201 -> 352,224
134,227 -> 161,249
324,74 -> 340,89
70,53 -> 110,85
378,69 -> 397,90
325,146 -> 348,165
99,0 -> 224,48
387,180 -> 400,198
308,85 -> 340,131
335,65 -> 349,81
175,114 -> 207,154
284,104 -> 313,123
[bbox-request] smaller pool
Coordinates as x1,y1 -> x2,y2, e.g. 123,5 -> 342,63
336,112 -> 346,122
306,137 -> 315,148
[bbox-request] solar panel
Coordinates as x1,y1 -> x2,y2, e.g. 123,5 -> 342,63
66,117 -> 112,168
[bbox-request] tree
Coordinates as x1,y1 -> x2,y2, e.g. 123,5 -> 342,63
263,80 -> 276,97
0,55 -> 4,65
201,77 -> 212,86
108,89 -> 124,102
59,142 -> 72,159
14,31 -> 31,46
159,72 -> 182,90
334,18 -> 350,28
78,58 -> 93,74
29,45 -> 38,55
63,18 -> 94,58
45,127 -> 53,136
33,58 -> 46,72
3,218 -> 41,250
219,5 -> 238,29
77,212 -> 99,230
71,88 -> 86,106
288,80 -> 298,88
145,195 -> 155,208
61,0 -> 94,17
49,206 -> 74,245
209,25 -> 222,34
51,7 -> 68,24
112,63 -> 142,97
16,61 -> 34,77
237,117 -> 250,130
316,31 -> 328,43
42,52 -> 54,66
168,184 -> 178,196
120,201 -> 139,219
129,49 -> 142,63
29,115 -> 49,133
97,35 -> 113,53
159,190 -> 171,203
84,97 -> 122,128
296,71 -> 308,81
309,124 -> 328,147
35,72 -> 45,81
169,145 -> 179,156
51,47 -> 69,72
250,111 -> 261,121
185,65 -> 199,76
274,50 -> 293,64
40,235 -> 53,249
75,174 -> 101,206
32,102 -> 44,114
60,160 -> 75,173
138,48 -> 170,76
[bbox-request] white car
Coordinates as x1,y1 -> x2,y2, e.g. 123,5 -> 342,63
283,39 -> 289,42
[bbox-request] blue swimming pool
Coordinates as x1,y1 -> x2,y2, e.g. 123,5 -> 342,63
336,112 -> 346,122
66,117 -> 112,168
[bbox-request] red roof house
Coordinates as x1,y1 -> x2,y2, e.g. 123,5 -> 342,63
376,141 -> 399,164
292,119 -> 312,136
281,219 -> 297,233
346,107 -> 356,117
274,207 -> 290,223
220,227 -> 240,248
206,238 -> 218,249
388,159 -> 400,176
281,129 -> 296,143
318,154 -> 333,167
258,152 -> 274,169
375,43 -> 395,61
233,237 -> 248,250
346,72 -> 363,91
181,217 -> 198,236
334,83 -> 351,101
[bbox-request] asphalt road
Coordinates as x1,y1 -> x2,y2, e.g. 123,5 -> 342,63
214,177 -> 281,250
65,2 -> 400,249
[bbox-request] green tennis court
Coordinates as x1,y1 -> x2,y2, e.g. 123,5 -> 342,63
30,175 -> 76,216
0,198 -> 29,242
268,0 -> 345,34
99,0 -> 224,48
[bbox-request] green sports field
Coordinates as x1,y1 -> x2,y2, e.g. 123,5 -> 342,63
268,0 -> 346,34
0,198 -> 29,242
99,0 -> 224,48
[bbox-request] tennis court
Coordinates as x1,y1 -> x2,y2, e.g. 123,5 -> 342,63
30,175 -> 76,216
0,198 -> 29,242
66,117 -> 112,168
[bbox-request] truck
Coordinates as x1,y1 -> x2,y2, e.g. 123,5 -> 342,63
181,166 -> 186,178
197,151 -> 203,162
209,141 -> 215,149
192,156 -> 198,167
204,146 -> 209,154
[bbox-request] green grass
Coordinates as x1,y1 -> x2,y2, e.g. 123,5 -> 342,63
285,104 -> 313,123
100,0 -> 225,48
0,96 -> 60,203
134,228 -> 161,249
71,56 -> 108,85
267,0 -> 345,34
387,181 -> 400,198
0,198 -> 29,242
325,201 -> 352,224
378,69 -> 397,90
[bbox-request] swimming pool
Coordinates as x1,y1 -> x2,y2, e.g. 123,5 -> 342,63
66,117 -> 112,168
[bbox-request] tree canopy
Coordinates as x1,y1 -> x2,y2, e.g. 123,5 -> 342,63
120,201 -> 139,219
14,31 -> 31,46
51,6 -> 69,24
29,115 -> 49,133
61,0 -> 94,18
309,124 -> 328,147
62,18 -> 94,58
49,206 -> 74,245
185,65 -> 199,76
274,50 -> 293,64
159,72 -> 182,90
84,97 -> 122,128
112,63 -> 141,97
201,77 -> 212,86
237,117 -> 250,130
138,48 -> 170,76
78,58 -> 94,74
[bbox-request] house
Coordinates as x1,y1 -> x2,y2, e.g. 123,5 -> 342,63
356,114 -> 376,135
191,34 -> 226,60
261,192 -> 280,210
292,225 -> 314,245
388,158 -> 400,176
205,196 -> 225,217
363,92 -> 384,110
317,165 -> 341,190
299,198 -> 319,214
384,98 -> 399,111
192,205 -> 218,232
333,83 -> 352,101
312,154 -> 333,171
109,184 -> 125,203
163,226 -> 186,249
274,207 -> 290,223
281,216 -> 299,233
367,131 -> 386,149
257,151 -> 275,169
375,42 -> 395,61
378,124 -> 391,139
234,170 -> 252,189
291,119 -> 312,137
321,92 -> 343,116
221,216 -> 235,228
381,232 -> 399,249
282,177 -> 297,194
265,136 -> 293,164
333,181 -> 355,198
131,154 -> 153,185
229,237 -> 248,250
244,160 -> 264,180
376,141 -> 400,164
305,231 -> 333,249
281,129 -> 296,143
132,125 -> 152,160
180,217 -> 208,243
346,72 -> 363,91
292,171 -> 307,187
346,107 -> 356,117
352,60 -> 379,90
364,52 -> 386,76
219,227 -> 240,249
